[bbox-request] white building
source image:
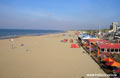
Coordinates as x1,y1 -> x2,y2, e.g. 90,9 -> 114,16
112,22 -> 118,32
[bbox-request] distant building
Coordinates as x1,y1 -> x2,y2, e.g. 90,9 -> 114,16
117,26 -> 120,32
112,22 -> 118,32
109,22 -> 120,39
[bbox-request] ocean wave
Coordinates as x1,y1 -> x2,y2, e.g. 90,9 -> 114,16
0,29 -> 63,39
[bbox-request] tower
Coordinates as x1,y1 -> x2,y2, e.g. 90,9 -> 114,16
112,22 -> 118,32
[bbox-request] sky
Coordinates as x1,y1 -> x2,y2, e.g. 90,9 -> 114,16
0,0 -> 120,30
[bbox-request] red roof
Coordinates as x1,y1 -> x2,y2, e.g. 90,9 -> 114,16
88,39 -> 110,43
98,43 -> 120,49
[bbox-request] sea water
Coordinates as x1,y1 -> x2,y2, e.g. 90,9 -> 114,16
0,29 -> 63,39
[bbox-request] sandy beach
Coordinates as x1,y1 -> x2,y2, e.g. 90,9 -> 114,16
0,31 -> 107,78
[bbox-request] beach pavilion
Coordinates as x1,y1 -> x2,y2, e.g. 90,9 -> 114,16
98,43 -> 120,53
83,39 -> 110,52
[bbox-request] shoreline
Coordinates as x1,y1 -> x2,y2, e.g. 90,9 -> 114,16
0,29 -> 66,40
0,31 -> 66,40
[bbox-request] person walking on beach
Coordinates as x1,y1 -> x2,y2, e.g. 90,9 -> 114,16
10,38 -> 14,49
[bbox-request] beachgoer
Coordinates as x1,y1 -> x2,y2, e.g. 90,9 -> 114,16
10,38 -> 14,49
70,39 -> 73,43
78,37 -> 81,42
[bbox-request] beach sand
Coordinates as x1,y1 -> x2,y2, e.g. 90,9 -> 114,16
0,31 -> 107,78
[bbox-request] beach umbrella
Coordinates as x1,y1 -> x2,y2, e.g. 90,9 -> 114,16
102,58 -> 115,62
106,61 -> 120,67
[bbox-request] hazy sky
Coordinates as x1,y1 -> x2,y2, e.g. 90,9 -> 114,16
0,0 -> 120,30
